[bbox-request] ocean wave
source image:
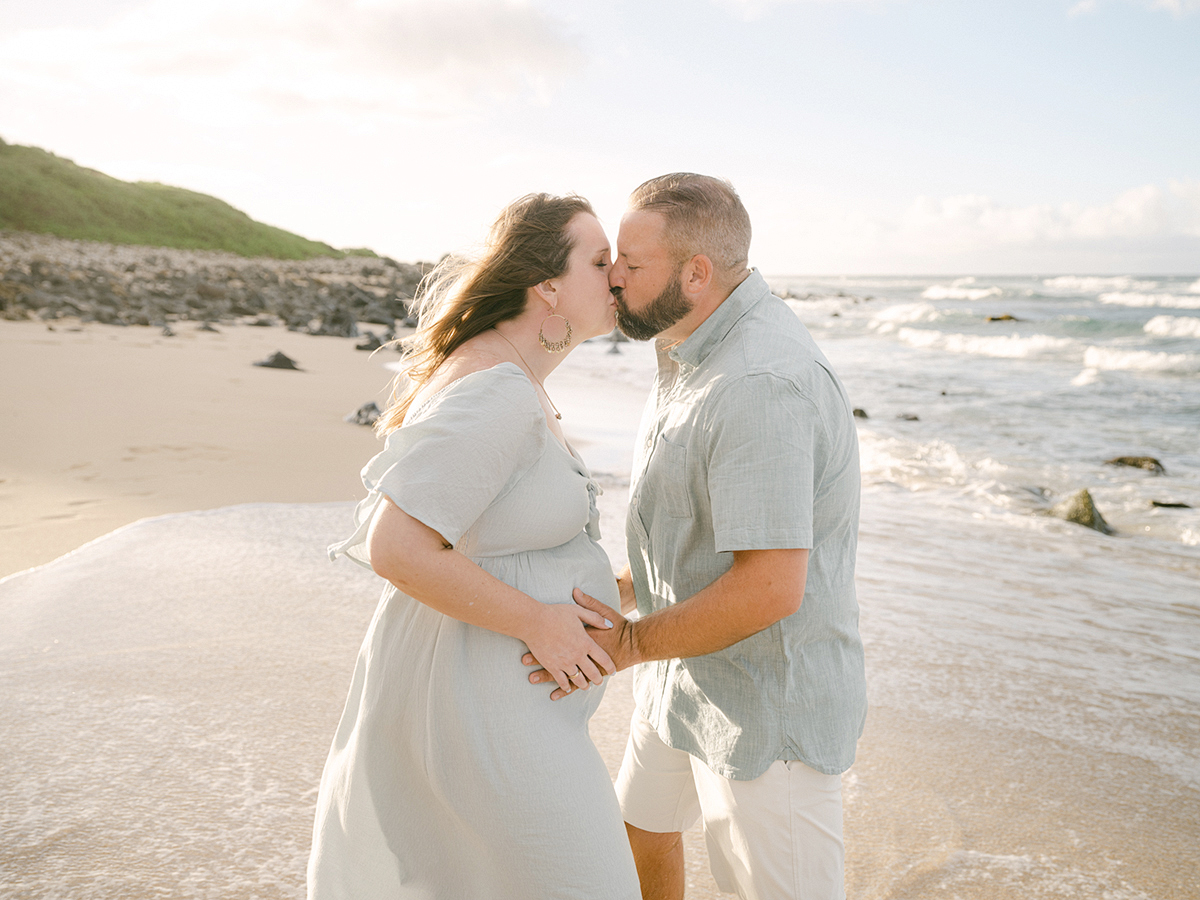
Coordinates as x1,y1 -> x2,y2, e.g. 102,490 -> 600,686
868,302 -> 942,333
896,327 -> 1076,359
1190,279 -> 1200,294
1082,346 -> 1200,374
1042,275 -> 1157,295
1070,367 -> 1100,386
921,277 -> 1002,301
1098,291 -> 1200,309
783,297 -> 845,321
1143,315 -> 1200,338
858,433 -> 974,487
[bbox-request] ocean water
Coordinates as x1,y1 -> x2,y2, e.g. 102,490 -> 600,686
769,273 -> 1200,545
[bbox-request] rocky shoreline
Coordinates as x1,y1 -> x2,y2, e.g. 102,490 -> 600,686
0,231 -> 433,337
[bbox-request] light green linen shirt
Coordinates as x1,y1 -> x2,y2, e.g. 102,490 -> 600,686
626,269 -> 867,780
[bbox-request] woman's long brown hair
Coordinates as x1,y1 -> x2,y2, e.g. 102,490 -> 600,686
375,192 -> 594,434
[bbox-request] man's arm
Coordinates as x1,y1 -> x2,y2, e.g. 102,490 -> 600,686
525,548 -> 808,698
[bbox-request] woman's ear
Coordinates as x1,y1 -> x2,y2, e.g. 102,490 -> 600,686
531,279 -> 558,310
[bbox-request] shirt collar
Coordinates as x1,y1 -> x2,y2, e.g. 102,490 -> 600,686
664,269 -> 770,369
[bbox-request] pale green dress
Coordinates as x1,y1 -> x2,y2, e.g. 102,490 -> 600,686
308,363 -> 640,900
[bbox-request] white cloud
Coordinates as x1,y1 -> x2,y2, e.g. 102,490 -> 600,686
895,181 -> 1200,250
1068,0 -> 1200,15
1148,0 -> 1200,13
0,0 -> 583,124
712,0 -> 878,20
750,181 -> 1200,274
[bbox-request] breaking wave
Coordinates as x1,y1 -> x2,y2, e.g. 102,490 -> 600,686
1042,276 -> 1157,295
1082,346 -> 1200,374
896,327 -> 1076,359
1143,315 -> 1200,338
1098,292 -> 1200,309
868,302 -> 943,332
921,277 -> 1002,301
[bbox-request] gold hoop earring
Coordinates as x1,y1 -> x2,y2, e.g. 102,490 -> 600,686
538,313 -> 572,353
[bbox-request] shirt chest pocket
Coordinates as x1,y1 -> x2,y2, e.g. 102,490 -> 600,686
647,436 -> 693,519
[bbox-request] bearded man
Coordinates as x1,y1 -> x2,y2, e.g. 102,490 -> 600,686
530,173 -> 866,900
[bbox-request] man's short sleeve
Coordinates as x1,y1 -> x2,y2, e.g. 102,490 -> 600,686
705,373 -> 818,553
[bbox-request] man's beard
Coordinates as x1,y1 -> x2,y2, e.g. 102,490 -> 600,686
613,273 -> 692,342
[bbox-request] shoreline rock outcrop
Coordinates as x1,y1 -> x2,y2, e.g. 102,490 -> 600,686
0,231 -> 433,335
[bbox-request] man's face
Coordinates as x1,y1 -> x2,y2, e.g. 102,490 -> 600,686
610,209 -> 693,341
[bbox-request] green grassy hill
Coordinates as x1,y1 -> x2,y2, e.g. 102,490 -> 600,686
0,138 -> 356,260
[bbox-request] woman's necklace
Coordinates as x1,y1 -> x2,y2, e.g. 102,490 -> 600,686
492,328 -> 562,420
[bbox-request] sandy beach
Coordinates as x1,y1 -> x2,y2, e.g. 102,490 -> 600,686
2,317 -> 1197,899
0,319 -> 393,579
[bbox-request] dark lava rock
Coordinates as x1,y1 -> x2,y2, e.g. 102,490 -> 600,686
160,324 -> 175,337
0,233 -> 434,341
253,351 -> 300,370
344,401 -> 381,426
197,322 -> 220,332
853,408 -> 868,419
1105,456 -> 1165,474
986,314 -> 1021,322
311,306 -> 358,338
1151,500 -> 1192,509
897,413 -> 920,421
1050,489 -> 1114,534
356,331 -> 383,351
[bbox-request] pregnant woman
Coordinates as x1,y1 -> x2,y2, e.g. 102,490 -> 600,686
307,193 -> 640,899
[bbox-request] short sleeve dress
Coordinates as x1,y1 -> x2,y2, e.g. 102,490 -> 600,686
307,363 -> 640,900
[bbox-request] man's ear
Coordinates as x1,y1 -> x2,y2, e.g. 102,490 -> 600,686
681,254 -> 714,297
531,279 -> 558,310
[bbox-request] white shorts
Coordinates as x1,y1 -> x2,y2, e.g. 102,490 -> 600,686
615,712 -> 845,900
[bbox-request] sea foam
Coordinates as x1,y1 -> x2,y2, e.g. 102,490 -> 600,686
896,327 -> 1075,359
1082,345 -> 1200,373
1042,275 -> 1157,294
921,277 -> 1002,301
1099,291 -> 1200,309
868,302 -> 942,333
1144,315 -> 1200,338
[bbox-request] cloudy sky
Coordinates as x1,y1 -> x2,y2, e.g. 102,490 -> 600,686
2,0 -> 1198,273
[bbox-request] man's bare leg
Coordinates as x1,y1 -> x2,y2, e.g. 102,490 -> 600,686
626,823 -> 684,900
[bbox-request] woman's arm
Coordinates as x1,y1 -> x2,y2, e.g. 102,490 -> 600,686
367,496 -> 614,693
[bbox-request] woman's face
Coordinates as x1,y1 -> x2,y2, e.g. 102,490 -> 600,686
553,213 -> 616,342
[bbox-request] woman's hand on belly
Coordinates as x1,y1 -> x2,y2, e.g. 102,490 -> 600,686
519,601 -> 616,694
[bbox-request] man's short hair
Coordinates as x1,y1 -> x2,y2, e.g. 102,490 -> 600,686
628,173 -> 751,275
